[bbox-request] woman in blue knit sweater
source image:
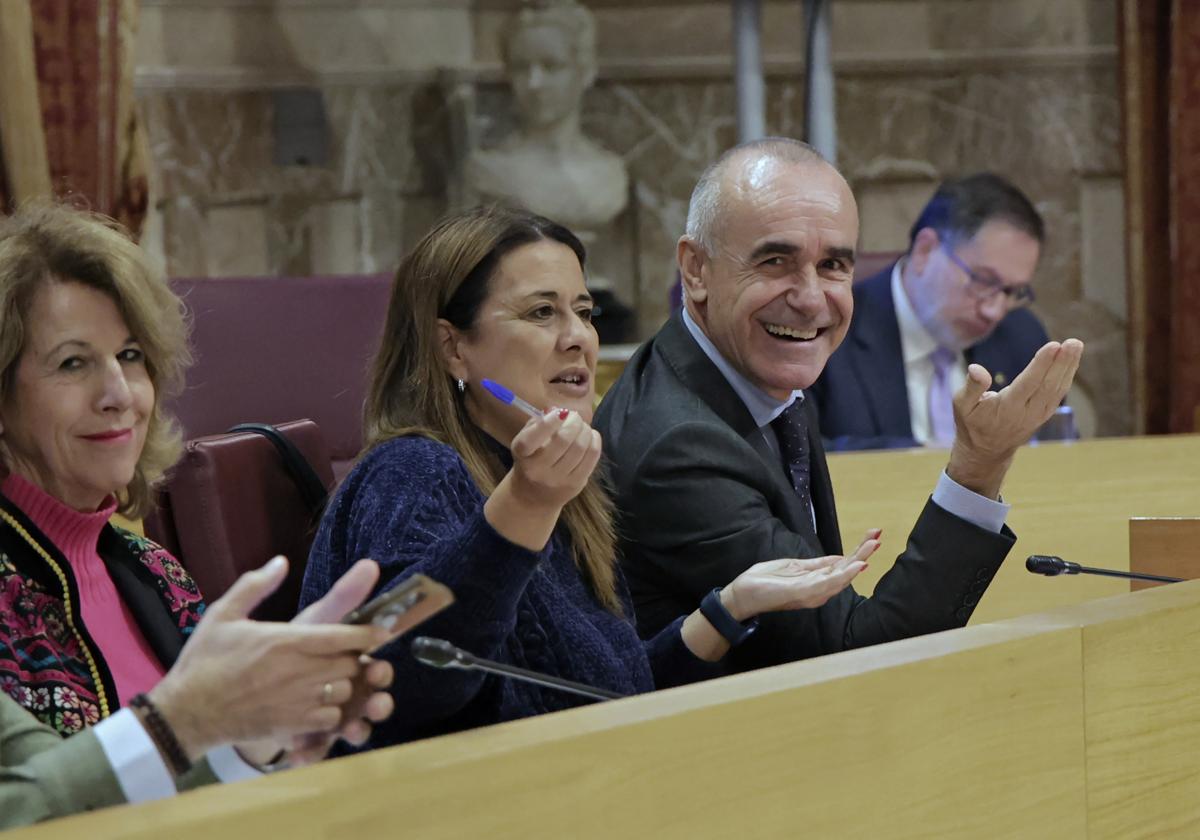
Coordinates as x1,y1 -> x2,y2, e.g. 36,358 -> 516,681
298,206 -> 878,749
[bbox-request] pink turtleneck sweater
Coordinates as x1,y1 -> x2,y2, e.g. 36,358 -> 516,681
1,473 -> 166,707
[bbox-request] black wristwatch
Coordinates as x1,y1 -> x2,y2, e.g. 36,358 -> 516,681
699,588 -> 759,647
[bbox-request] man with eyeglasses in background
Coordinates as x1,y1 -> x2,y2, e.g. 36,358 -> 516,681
810,173 -> 1062,451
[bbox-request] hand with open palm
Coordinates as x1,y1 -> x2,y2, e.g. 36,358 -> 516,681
947,338 -> 1084,499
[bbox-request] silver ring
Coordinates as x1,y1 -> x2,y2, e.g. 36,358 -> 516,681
321,681 -> 334,705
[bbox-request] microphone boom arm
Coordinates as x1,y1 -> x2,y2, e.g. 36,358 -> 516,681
411,636 -> 624,702
1072,564 -> 1183,584
1026,555 -> 1184,584
455,656 -> 625,702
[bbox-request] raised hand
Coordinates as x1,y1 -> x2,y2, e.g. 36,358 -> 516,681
948,338 -> 1083,498
508,409 -> 602,511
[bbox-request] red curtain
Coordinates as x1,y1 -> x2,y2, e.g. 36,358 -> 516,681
1,0 -> 146,234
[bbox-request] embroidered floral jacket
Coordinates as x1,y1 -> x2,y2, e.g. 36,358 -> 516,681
0,495 -> 205,735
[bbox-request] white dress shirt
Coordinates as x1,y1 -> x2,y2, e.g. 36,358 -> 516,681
94,709 -> 261,804
891,261 -> 967,446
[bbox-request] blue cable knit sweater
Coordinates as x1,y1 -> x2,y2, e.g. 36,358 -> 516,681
299,434 -> 715,749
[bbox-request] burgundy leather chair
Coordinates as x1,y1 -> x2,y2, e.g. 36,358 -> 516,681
144,420 -> 334,621
167,274 -> 391,480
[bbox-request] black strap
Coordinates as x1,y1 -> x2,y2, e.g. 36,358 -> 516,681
699,588 -> 758,647
226,423 -> 329,516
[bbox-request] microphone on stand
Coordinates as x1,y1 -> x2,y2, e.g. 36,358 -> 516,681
411,636 -> 625,703
1025,555 -> 1184,585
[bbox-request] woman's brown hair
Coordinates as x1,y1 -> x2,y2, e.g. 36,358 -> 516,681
365,204 -> 620,612
0,202 -> 190,518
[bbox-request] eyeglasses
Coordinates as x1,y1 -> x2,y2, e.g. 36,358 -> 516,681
941,245 -> 1036,309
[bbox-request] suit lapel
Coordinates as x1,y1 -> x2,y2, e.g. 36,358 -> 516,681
655,313 -> 760,439
804,395 -> 843,554
848,269 -> 913,438
656,314 -> 827,546
965,341 -> 1007,393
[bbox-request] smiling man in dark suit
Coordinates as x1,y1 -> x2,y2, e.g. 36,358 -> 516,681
594,139 -> 1082,674
810,174 -> 1052,451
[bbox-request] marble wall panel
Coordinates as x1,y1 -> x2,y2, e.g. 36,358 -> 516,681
474,2 -> 809,68
925,0 -> 1093,50
832,2 -> 934,55
1080,176 -> 1127,322
138,0 -> 1127,432
471,0 -> 1109,64
856,179 -> 937,253
206,203 -> 270,276
138,2 -> 473,75
142,82 -> 451,278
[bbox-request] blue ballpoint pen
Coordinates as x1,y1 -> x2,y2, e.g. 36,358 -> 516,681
481,379 -> 545,419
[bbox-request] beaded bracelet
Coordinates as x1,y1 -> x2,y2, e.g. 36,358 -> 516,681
129,693 -> 193,777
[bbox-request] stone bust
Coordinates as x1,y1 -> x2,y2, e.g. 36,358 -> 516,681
465,0 -> 629,231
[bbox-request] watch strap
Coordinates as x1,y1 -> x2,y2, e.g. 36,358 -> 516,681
699,588 -> 759,647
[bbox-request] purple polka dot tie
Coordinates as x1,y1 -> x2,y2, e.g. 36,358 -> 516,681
770,400 -> 812,511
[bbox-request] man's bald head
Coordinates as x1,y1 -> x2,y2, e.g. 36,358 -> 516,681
676,138 -> 859,397
685,138 -> 834,253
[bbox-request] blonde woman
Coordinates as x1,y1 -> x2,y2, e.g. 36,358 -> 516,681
0,203 -> 395,803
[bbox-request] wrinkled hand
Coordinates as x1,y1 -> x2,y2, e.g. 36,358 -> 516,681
148,557 -> 390,762
948,338 -> 1083,498
722,531 -> 880,620
508,409 -> 602,511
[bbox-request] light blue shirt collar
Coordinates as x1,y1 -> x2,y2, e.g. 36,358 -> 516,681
681,307 -> 802,428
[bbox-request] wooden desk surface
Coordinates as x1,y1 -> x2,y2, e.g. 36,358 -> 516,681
827,434 -> 1200,622
17,580 -> 1200,839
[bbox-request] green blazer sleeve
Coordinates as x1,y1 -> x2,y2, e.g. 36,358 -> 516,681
0,695 -> 126,828
0,695 -> 221,829
179,758 -> 220,791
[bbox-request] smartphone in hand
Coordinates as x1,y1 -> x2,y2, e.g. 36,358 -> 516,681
342,572 -> 454,643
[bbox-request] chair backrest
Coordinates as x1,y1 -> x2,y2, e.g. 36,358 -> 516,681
144,419 -> 335,621
167,274 -> 391,479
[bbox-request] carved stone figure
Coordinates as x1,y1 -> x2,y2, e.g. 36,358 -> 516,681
465,0 -> 629,233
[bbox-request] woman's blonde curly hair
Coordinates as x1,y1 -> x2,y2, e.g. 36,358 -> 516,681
0,202 -> 190,518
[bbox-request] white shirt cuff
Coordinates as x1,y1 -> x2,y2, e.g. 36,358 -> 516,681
205,745 -> 264,783
92,708 -> 177,804
931,470 -> 1009,533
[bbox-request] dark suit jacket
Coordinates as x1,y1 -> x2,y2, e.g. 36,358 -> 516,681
809,265 -> 1050,451
594,312 -> 1015,674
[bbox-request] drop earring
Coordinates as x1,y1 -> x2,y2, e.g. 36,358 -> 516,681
457,379 -> 466,393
